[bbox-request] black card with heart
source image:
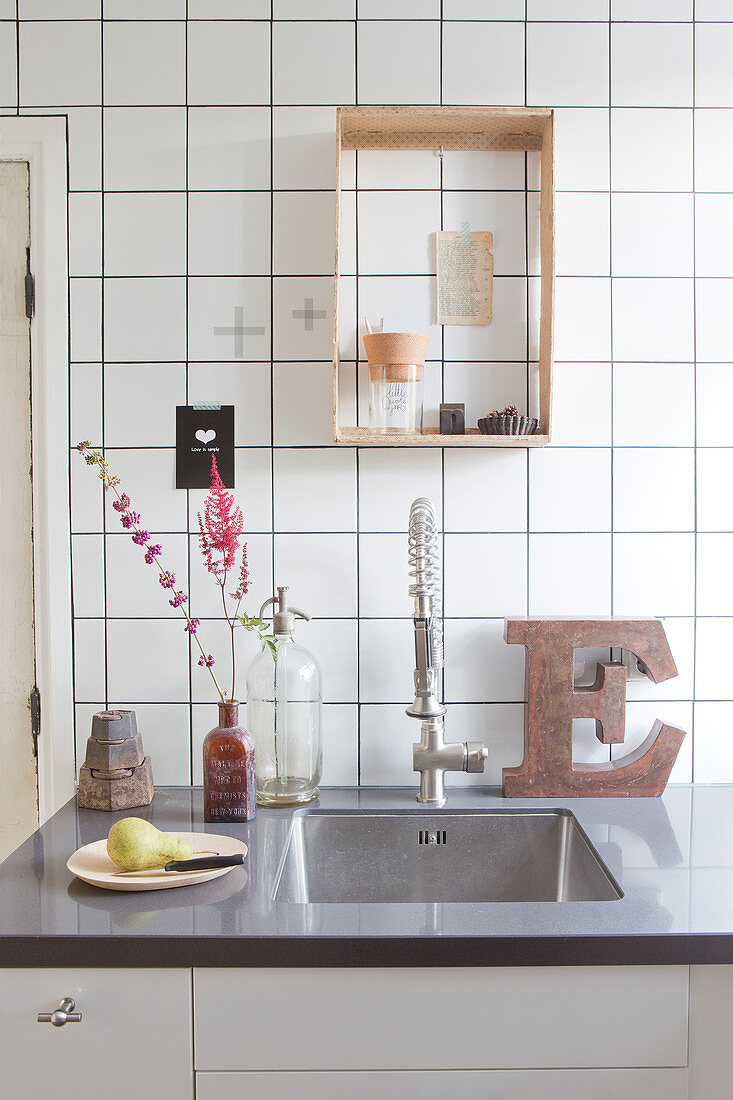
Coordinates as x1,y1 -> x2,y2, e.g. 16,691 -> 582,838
175,406 -> 235,489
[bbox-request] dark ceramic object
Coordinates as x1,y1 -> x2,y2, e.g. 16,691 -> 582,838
478,414 -> 538,436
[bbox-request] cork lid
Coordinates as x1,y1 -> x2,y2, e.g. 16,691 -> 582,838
362,331 -> 430,368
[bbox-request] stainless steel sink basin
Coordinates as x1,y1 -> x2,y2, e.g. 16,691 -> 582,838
272,809 -> 622,904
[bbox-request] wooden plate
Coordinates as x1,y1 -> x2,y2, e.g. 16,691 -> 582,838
67,832 -> 248,893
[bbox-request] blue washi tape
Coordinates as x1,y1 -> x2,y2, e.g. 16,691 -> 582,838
192,400 -> 222,411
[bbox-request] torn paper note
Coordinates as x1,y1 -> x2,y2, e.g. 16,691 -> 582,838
436,230 -> 494,326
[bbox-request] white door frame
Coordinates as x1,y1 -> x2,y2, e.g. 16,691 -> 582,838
0,116 -> 75,823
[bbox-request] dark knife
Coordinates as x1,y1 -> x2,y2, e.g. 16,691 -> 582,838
113,854 -> 245,876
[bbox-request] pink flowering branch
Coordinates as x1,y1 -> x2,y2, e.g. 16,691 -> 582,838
76,442 -> 226,705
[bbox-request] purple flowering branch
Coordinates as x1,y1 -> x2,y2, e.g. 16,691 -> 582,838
76,442 -> 226,705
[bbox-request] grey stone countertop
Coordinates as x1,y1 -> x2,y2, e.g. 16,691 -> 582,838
1,785 -> 732,968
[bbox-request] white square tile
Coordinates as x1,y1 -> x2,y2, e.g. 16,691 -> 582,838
529,533 -> 612,616
443,362 -> 530,430
20,21 -> 100,106
359,618 -> 415,704
527,22 -> 609,108
361,0 -> 439,14
0,22 -> 17,107
449,703 -> 526,787
694,702 -> 733,784
358,191 -> 439,277
297,619 -> 357,703
612,0 -> 691,16
104,21 -> 185,106
320,705 -> 358,787
359,21 -> 440,105
104,448 -> 186,532
445,533 -> 527,617
529,448 -> 611,533
551,362 -> 611,447
695,109 -> 733,193
104,277 -> 186,361
698,533 -> 733,616
104,0 -> 184,15
613,362 -> 695,447
52,107 -> 101,191
104,363 -> 186,447
191,448 -> 272,533
697,363 -> 733,447
23,0 -> 100,14
189,192 -> 270,276
275,0 -> 354,14
696,22 -> 733,108
74,619 -> 106,702
273,22 -> 355,105
696,0 -> 733,15
274,533 -> 357,617
274,449 -> 356,532
443,278 -> 528,361
188,532 -> 272,622
442,192 -> 526,276
355,276 -> 440,358
188,362 -> 272,447
554,109 -> 610,192
104,193 -> 186,276
273,277 -> 333,360
570,718 -> 611,767
273,192 -> 335,277
698,449 -> 733,532
611,193 -> 694,278
273,107 -> 343,190
695,619 -> 733,700
528,0 -> 607,15
107,619 -> 190,703
72,534 -> 105,618
359,704 -> 421,786
71,361 -> 102,448
553,277 -> 611,362
612,533 -> 695,616
442,21 -> 524,107
625,616 -> 695,702
612,278 -> 694,362
696,195 -> 733,278
612,701 -> 692,785
358,533 -> 413,618
442,149 -> 525,191
188,107 -> 270,191
69,193 -> 102,278
444,619 -> 526,704
188,0 -> 270,14
695,280 -> 733,363
444,0 -> 524,14
611,108 -> 693,194
358,150 -> 440,191
611,23 -> 692,108
112,703 -> 191,787
444,450 -> 527,533
613,449 -> 695,532
187,21 -> 270,105
70,278 -> 101,361
188,276 -> 270,361
71,454 -> 104,533
103,107 -> 187,191
106,533 -> 189,618
274,362 -> 348,446
358,449 -> 442,532
555,193 -> 610,278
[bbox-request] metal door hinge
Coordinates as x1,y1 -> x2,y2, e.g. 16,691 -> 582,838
25,271 -> 35,319
30,686 -> 41,745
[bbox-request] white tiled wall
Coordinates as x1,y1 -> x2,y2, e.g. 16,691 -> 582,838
3,4 -> 731,787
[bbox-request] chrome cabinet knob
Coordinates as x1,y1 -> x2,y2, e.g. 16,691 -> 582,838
37,998 -> 82,1027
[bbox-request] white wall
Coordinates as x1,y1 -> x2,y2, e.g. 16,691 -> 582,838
2,2 -> 730,787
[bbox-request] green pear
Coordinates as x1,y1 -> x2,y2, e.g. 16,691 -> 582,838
106,818 -> 194,871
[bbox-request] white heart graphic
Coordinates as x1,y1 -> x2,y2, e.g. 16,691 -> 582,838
195,429 -> 216,444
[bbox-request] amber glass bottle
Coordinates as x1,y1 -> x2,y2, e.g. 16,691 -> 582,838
203,701 -> 256,823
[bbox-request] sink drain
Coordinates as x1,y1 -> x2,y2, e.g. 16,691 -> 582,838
418,829 -> 447,846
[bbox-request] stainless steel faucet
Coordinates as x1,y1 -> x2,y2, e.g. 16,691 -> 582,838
407,498 -> 488,805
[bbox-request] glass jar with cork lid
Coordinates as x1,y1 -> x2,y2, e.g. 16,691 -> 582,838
363,331 -> 430,435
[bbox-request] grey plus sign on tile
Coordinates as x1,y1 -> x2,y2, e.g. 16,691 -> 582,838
213,306 -> 266,359
292,297 -> 327,332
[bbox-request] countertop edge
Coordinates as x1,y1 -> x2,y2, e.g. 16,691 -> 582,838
3,934 -> 733,969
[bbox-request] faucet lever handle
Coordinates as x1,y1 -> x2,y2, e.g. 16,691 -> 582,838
464,742 -> 488,774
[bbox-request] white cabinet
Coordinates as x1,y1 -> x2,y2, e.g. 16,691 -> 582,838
194,966 -> 688,1073
0,969 -> 192,1100
689,964 -> 733,1099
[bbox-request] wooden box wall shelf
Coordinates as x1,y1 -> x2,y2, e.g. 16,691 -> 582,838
333,105 -> 555,448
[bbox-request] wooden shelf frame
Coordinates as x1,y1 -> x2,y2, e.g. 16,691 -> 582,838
333,105 -> 555,448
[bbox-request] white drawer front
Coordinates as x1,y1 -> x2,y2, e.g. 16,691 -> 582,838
197,1068 -> 688,1100
194,966 -> 688,1072
0,968 -> 192,1100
